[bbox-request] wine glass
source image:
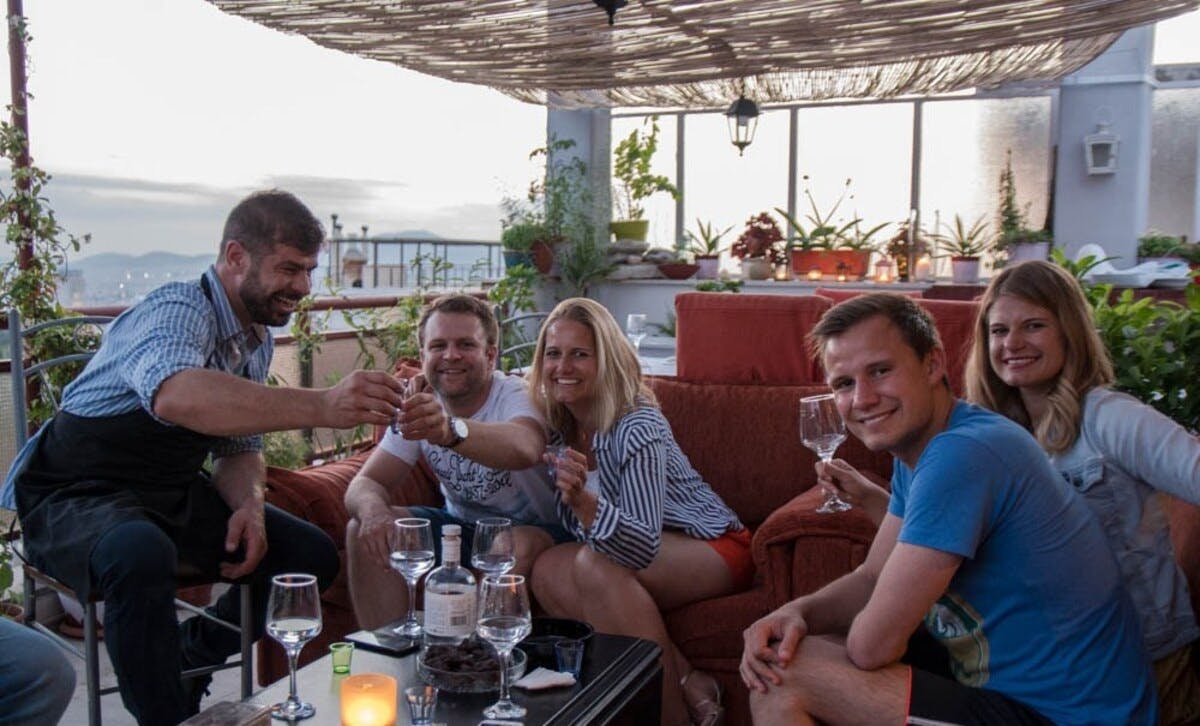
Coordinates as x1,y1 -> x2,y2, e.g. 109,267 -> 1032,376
390,518 -> 435,637
799,393 -> 852,514
471,517 -> 516,577
266,573 -> 322,721
477,574 -> 533,720
625,313 -> 648,359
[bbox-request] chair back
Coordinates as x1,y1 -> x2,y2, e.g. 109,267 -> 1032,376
8,308 -> 113,449
493,305 -> 549,373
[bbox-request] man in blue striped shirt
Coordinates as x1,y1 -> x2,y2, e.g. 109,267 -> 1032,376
9,190 -> 406,724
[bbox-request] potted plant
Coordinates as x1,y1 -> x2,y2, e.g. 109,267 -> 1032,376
499,220 -> 542,270
1,535 -> 22,621
833,220 -> 889,279
994,150 -> 1053,265
1137,230 -> 1187,264
731,212 -> 786,280
611,116 -> 680,242
686,219 -> 731,280
885,220 -> 933,281
936,214 -> 993,283
777,178 -> 861,277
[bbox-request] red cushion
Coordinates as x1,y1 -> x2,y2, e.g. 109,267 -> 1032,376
915,298 -> 980,396
675,293 -> 830,385
648,378 -> 893,526
814,287 -> 923,303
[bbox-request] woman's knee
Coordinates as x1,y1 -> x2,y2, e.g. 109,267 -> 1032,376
570,546 -> 632,599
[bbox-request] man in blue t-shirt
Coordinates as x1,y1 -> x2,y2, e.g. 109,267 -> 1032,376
739,293 -> 1156,725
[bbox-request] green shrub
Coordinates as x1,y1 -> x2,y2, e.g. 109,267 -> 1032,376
1091,283 -> 1200,432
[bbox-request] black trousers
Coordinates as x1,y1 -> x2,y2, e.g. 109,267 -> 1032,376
89,501 -> 338,726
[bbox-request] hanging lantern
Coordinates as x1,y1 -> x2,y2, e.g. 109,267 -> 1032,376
725,95 -> 760,156
593,0 -> 627,25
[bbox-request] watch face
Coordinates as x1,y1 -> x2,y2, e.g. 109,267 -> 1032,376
452,417 -> 469,439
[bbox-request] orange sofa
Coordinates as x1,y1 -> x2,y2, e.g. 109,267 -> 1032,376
258,291 -> 1199,725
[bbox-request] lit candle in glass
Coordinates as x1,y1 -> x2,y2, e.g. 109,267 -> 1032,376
773,264 -> 790,281
914,255 -> 933,281
874,258 -> 894,283
807,268 -> 822,281
340,673 -> 397,726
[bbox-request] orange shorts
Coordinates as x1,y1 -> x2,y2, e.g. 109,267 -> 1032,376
704,527 -> 754,592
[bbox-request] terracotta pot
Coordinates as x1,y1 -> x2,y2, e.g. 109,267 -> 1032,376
531,240 -> 556,274
695,256 -> 720,279
789,249 -> 872,278
0,601 -> 24,621
950,256 -> 981,284
740,257 -> 773,280
609,219 -> 649,242
658,262 -> 700,280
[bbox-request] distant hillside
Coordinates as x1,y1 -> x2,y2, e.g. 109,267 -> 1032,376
65,252 -> 213,305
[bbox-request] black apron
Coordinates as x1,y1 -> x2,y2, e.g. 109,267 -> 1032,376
15,275 -> 249,600
15,408 -> 223,600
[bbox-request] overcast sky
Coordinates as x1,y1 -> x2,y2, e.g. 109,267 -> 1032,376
2,2 -> 1197,260
1,0 -> 547,258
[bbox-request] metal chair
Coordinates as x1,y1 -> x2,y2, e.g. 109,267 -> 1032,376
5,308 -> 253,725
494,305 -> 550,373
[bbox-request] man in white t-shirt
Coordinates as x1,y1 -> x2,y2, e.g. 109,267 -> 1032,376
345,295 -> 567,629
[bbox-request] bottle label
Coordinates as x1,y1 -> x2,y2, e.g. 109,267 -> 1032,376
425,589 -> 476,637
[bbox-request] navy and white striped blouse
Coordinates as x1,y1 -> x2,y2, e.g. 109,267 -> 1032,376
557,405 -> 743,570
59,265 -> 270,458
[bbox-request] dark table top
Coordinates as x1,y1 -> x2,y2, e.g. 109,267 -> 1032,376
249,632 -> 660,725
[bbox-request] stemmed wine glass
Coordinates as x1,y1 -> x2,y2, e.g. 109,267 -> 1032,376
471,518 -> 516,577
799,393 -> 852,514
391,518 -> 435,637
266,573 -> 322,721
477,574 -> 533,721
625,313 -> 648,359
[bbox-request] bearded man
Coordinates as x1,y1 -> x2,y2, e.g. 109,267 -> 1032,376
8,190 -> 406,724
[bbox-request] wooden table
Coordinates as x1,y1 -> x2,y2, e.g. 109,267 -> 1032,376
249,633 -> 662,725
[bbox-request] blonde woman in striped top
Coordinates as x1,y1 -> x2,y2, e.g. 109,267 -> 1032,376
528,298 -> 747,726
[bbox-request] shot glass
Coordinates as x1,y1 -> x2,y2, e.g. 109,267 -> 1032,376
546,444 -> 569,479
404,685 -> 438,725
554,638 -> 585,678
329,641 -> 354,674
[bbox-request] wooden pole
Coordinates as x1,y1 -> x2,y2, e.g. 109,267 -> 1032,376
7,0 -> 32,271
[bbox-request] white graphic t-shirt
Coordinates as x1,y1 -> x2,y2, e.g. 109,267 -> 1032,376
377,371 -> 557,526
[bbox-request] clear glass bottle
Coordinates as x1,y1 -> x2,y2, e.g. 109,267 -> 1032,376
422,524 -> 477,648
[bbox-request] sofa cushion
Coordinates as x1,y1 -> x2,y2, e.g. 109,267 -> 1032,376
675,293 -> 830,385
915,298 -> 979,396
649,377 -> 893,527
814,287 -> 923,303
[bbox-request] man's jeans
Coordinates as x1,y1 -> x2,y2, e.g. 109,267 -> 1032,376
90,505 -> 338,725
0,617 -> 76,726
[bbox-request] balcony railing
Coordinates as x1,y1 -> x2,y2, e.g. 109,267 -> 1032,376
327,235 -> 502,289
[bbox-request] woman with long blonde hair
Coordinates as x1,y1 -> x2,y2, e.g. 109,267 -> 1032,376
528,298 -> 749,726
965,260 -> 1200,724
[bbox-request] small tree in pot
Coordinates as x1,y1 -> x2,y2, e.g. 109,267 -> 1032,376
611,116 -> 679,242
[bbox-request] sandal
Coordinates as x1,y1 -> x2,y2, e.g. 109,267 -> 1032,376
680,669 -> 725,726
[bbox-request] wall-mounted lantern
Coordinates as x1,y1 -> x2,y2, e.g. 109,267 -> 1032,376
1083,122 -> 1119,175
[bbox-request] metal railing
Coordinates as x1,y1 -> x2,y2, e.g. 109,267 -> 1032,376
327,235 -> 502,289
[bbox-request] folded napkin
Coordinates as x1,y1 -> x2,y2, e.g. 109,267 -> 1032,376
513,667 -> 577,690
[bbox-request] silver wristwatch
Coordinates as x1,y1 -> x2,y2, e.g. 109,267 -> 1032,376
446,416 -> 469,448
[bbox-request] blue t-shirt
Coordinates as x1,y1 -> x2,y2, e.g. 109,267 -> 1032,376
889,401 -> 1156,725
